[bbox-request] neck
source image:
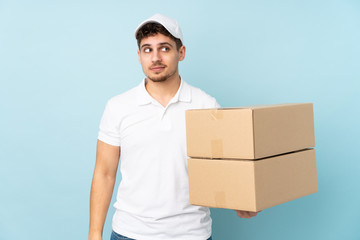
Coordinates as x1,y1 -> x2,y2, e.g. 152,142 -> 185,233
145,74 -> 181,107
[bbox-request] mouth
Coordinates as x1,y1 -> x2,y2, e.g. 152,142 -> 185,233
150,65 -> 166,72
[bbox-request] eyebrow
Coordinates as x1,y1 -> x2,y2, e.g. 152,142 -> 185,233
140,42 -> 174,50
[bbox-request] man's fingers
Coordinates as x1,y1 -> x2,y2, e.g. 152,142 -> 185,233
235,210 -> 260,218
236,210 -> 250,218
243,212 -> 251,218
248,211 -> 258,217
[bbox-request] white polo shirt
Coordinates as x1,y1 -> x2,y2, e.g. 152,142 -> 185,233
98,79 -> 219,240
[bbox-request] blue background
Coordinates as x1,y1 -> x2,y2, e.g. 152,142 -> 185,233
1,0 -> 359,239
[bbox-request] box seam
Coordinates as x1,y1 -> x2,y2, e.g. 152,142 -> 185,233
252,109 -> 256,159
253,161 -> 258,211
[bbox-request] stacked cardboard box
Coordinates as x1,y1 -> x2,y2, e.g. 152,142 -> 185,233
186,103 -> 318,212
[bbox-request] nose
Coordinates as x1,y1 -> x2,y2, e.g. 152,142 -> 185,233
151,49 -> 162,63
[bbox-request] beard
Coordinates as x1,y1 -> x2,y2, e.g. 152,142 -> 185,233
147,75 -> 168,82
147,66 -> 177,83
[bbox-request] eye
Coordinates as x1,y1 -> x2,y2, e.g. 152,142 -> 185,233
161,47 -> 170,52
143,48 -> 151,53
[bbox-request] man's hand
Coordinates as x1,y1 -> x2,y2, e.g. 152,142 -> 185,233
235,210 -> 261,219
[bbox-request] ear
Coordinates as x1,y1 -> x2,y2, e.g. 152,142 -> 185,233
178,45 -> 186,61
138,50 -> 141,63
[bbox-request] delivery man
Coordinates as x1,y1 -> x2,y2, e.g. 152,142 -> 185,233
89,13 -> 259,240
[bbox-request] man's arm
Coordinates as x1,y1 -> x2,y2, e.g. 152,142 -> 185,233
89,140 -> 120,240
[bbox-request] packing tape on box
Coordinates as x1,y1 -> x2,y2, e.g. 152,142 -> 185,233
210,109 -> 223,120
214,191 -> 226,207
211,139 -> 223,158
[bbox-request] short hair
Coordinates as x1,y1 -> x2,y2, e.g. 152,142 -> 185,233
136,22 -> 183,50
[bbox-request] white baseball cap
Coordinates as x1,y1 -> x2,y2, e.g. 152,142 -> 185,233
135,13 -> 184,43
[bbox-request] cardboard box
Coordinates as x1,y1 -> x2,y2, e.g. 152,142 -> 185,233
188,149 -> 318,212
186,103 -> 315,159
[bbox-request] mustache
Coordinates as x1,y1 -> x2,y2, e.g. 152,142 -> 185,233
150,62 -> 167,68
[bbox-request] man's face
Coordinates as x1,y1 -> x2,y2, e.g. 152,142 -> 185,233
138,33 -> 185,83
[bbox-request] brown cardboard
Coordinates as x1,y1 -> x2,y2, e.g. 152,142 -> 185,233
188,149 -> 318,212
186,103 -> 315,159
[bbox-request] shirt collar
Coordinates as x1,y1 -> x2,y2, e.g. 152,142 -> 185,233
136,78 -> 192,106
136,79 -> 152,105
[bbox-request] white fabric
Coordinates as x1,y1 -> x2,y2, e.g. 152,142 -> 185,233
98,79 -> 219,240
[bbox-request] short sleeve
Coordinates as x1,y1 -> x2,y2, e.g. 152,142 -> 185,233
98,100 -> 121,146
213,98 -> 221,108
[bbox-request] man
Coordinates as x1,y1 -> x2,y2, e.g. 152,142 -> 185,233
89,14 -> 258,240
